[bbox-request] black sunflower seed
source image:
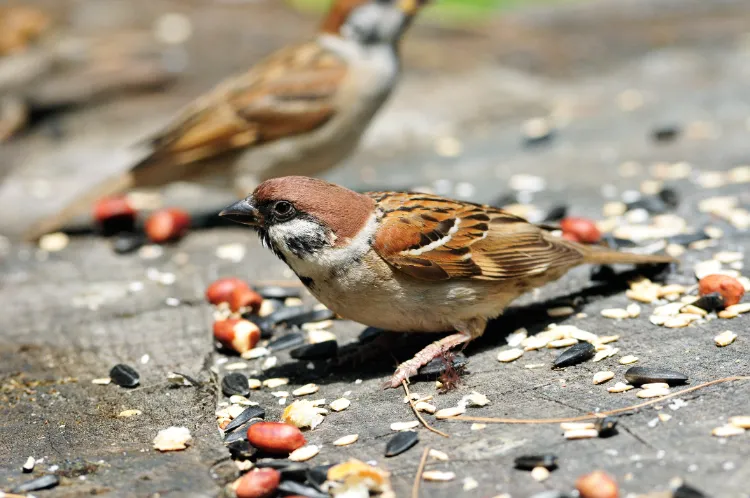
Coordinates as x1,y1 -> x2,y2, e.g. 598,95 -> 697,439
358,327 -> 383,343
225,439 -> 256,459
290,340 -> 338,360
278,480 -> 329,498
652,126 -> 680,143
514,454 -> 558,471
264,306 -> 308,325
385,430 -> 419,457
595,417 -> 618,437
590,264 -> 617,282
262,462 -> 309,482
624,366 -> 688,386
416,352 -> 468,379
283,308 -> 335,327
221,372 -> 250,397
99,215 -> 136,237
543,205 -> 568,222
223,417 -> 263,444
109,364 -> 140,388
692,292 -> 725,312
673,482 -> 707,498
307,464 -> 336,490
658,187 -> 680,208
244,315 -> 275,338
667,231 -> 709,246
268,333 -> 306,352
255,286 -> 302,300
12,475 -> 60,493
223,406 -> 265,433
553,342 -> 595,368
112,232 -> 146,254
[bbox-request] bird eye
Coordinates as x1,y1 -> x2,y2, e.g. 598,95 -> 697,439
273,201 -> 295,219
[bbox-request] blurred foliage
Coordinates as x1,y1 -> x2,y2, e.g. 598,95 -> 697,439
288,0 -> 568,24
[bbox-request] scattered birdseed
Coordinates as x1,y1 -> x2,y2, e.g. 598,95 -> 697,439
714,331 -> 738,347
39,232 -> 69,252
330,398 -> 351,412
608,382 -> 634,393
523,336 -> 549,351
271,391 -> 290,398
729,416 -> 750,429
248,379 -> 262,390
385,431 -> 419,457
637,387 -> 671,398
554,342 -> 595,368
601,308 -> 631,319
507,328 -> 528,347
415,401 -> 436,414
525,363 -> 546,369
459,391 -> 490,408
263,378 -> 289,389
242,347 -> 270,359
681,304 -> 707,317
726,303 -> 750,314
307,329 -> 337,344
390,421 -> 420,431
547,306 -> 575,317
282,400 -> 326,429
333,434 -> 359,446
222,373 -> 250,397
229,395 -> 256,406
531,466 -> 550,482
595,417 -> 619,437
422,471 -> 456,482
598,335 -> 620,344
153,427 -> 192,451
435,406 -> 466,419
118,409 -> 142,417
561,422 -> 596,431
619,356 -> 639,365
570,329 -> 599,343
293,384 -> 320,396
215,243 -> 245,262
664,315 -> 696,328
429,449 -> 449,461
626,303 -> 642,318
712,425 -> 745,438
470,423 -> 486,431
658,414 -> 672,422
110,364 -> 140,388
593,347 -> 619,362
593,371 -> 615,385
548,338 -> 579,348
91,377 -> 111,385
641,383 -> 670,390
625,367 -> 688,386
497,348 -> 524,363
224,362 -> 248,371
289,444 -> 320,462
463,477 -> 479,491
564,429 -> 598,440
22,456 -> 35,473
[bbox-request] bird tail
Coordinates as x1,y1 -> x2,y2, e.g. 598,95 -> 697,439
579,244 -> 676,265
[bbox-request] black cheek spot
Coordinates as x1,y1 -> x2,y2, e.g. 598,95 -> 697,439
299,276 -> 315,290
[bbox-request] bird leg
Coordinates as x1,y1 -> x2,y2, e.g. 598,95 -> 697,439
386,318 -> 487,389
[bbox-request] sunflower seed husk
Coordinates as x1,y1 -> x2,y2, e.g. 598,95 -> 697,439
385,430 -> 419,457
553,342 -> 595,368
673,482 -> 707,498
624,366 -> 688,386
290,340 -> 338,360
223,406 -> 265,433
221,372 -> 250,397
267,333 -> 306,351
514,454 -> 558,471
595,417 -> 619,437
12,475 -> 60,493
277,481 -> 329,498
692,292 -> 725,312
109,364 -> 140,388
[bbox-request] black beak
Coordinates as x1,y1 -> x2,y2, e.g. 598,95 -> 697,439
219,198 -> 261,226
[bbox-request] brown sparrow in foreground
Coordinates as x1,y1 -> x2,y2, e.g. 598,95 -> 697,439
24,0 -> 427,241
220,176 -> 676,388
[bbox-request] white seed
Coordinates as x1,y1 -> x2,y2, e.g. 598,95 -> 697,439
333,434 -> 359,446
601,308 -> 631,319
263,378 -> 289,389
506,328 -> 528,347
39,232 -> 69,252
289,444 -> 320,462
637,387 -> 671,398
598,335 -> 620,344
435,406 -> 466,419
524,363 -> 546,369
307,329 -> 337,343
664,315 -> 695,328
330,398 -> 351,412
470,423 -> 486,431
608,382 -> 634,393
230,395 -> 257,406
391,421 -> 420,431
497,348 -> 524,362
680,305 -> 707,317
118,409 -> 143,418
271,391 -> 289,398
714,330 -> 738,347
641,383 -> 670,390
564,428 -> 599,440
694,260 -> 722,279
547,338 -> 579,348
429,449 -> 449,461
531,466 -> 550,482
242,347 -> 269,359
547,306 -> 575,317
653,302 -> 684,316
224,362 -> 248,371
714,251 -> 743,264
603,201 -> 627,217
725,303 -> 750,315
571,329 -> 600,343
153,427 -> 192,452
658,285 -> 687,297
626,288 -> 659,303
248,378 -> 262,390
619,355 -> 639,365
729,416 -> 750,429
91,378 -> 111,385
712,425 -> 746,438
593,348 -> 619,362
463,477 -> 479,491
718,309 -> 739,319
422,471 -> 456,482
537,328 -> 567,341
560,422 -> 595,431
293,383 -> 320,396
415,401 -> 437,414
593,371 -> 615,385
626,303 -> 642,318
658,413 -> 672,422
22,456 -> 35,472
522,336 -> 549,351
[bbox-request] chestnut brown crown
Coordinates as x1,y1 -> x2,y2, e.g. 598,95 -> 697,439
320,0 -> 427,38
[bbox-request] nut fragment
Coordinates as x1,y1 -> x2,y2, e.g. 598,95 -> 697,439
699,274 -> 745,306
282,400 -> 326,429
213,319 -> 260,354
247,422 -> 306,454
206,278 -> 249,305
232,468 -> 281,498
145,208 -> 191,243
561,217 -> 601,243
292,383 -> 320,396
576,470 -> 618,498
153,427 -> 192,452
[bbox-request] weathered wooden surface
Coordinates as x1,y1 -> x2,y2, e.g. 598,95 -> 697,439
2,0 -> 750,497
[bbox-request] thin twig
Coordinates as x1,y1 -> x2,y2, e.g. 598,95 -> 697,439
450,376 -> 749,425
402,380 -> 449,438
2,494 -> 32,498
412,446 -> 430,498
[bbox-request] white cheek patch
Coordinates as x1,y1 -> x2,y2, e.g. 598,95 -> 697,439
269,219 -> 330,254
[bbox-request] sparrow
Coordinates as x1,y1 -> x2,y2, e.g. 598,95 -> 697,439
219,176 -> 676,388
23,0 -> 427,241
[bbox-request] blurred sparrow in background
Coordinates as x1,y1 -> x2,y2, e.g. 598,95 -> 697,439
25,0 -> 428,240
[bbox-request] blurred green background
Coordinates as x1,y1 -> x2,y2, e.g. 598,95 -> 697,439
288,0 -> 574,23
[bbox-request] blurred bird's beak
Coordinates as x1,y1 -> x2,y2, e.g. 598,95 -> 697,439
219,197 -> 262,227
398,0 -> 420,15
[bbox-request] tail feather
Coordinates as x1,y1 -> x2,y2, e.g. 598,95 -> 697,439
579,244 -> 676,266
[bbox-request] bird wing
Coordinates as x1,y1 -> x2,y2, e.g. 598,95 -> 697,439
368,192 -> 585,281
